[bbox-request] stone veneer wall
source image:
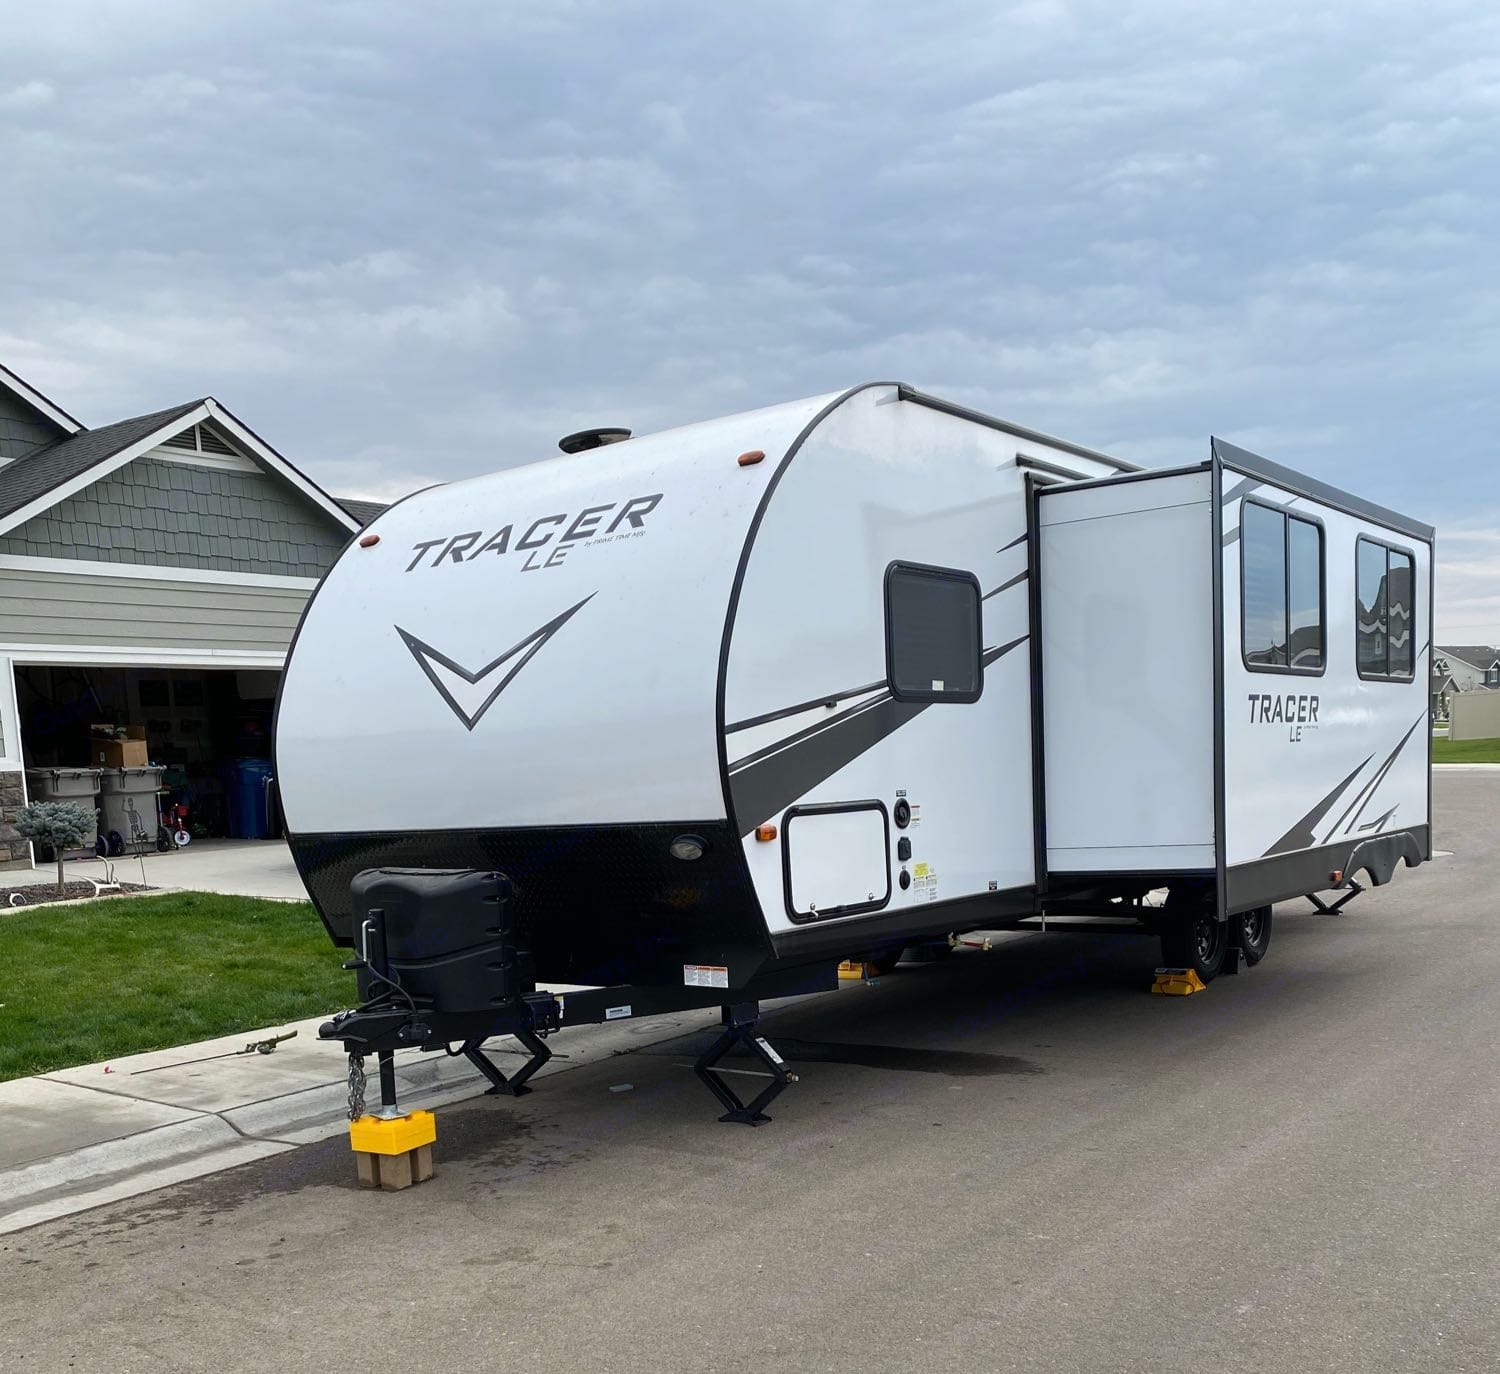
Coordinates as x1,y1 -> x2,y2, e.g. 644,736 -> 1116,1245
0,771 -> 31,866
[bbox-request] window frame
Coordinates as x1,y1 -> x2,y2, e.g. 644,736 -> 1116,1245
1239,497 -> 1327,678
883,560 -> 985,705
1355,534 -> 1417,683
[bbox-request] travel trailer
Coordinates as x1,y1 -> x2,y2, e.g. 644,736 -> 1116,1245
275,382 -> 1432,1120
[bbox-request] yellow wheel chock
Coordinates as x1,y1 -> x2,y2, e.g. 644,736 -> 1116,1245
1152,967 -> 1207,997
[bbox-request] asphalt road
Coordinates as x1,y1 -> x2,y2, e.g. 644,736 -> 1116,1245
3,772 -> 1497,1373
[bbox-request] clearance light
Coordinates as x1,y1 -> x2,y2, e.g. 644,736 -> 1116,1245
755,824 -> 777,842
359,533 -> 380,548
737,449 -> 766,466
669,834 -> 707,862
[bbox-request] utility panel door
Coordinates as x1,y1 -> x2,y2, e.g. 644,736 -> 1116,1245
1040,470 -> 1216,873
783,804 -> 892,922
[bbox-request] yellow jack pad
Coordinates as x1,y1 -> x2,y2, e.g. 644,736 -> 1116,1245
837,960 -> 873,981
1152,967 -> 1207,997
349,1109 -> 437,1156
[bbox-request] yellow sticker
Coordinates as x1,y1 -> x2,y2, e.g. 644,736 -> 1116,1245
913,863 -> 930,878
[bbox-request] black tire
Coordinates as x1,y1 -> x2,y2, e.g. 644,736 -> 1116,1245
866,950 -> 903,976
95,835 -> 108,858
1159,885 -> 1227,982
156,826 -> 173,853
1235,905 -> 1273,966
107,830 -> 125,857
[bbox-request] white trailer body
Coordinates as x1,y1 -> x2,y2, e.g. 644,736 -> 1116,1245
276,383 -> 1431,999
1040,446 -> 1432,916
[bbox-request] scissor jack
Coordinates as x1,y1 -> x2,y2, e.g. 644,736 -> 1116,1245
693,1001 -> 799,1126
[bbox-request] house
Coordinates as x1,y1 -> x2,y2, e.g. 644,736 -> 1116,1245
1431,645 -> 1500,722
1435,646 -> 1500,692
0,362 -> 389,867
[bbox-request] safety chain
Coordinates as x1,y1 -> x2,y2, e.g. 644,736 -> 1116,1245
347,1053 -> 367,1121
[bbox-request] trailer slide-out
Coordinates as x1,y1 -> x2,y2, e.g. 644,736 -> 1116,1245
275,381 -> 1433,1123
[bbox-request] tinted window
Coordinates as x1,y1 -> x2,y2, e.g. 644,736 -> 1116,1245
1357,537 -> 1403,679
1387,549 -> 1414,677
1288,517 -> 1324,669
1241,500 -> 1323,674
1242,502 -> 1287,666
885,564 -> 981,702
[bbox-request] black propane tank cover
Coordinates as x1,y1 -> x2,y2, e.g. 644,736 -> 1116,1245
350,868 -> 521,1014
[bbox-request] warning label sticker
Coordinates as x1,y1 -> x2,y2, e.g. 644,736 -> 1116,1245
605,1005 -> 632,1020
684,964 -> 730,989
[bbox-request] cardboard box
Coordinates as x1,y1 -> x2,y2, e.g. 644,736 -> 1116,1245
126,725 -> 147,741
94,738 -> 149,769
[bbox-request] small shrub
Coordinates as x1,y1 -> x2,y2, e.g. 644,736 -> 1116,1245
15,800 -> 96,894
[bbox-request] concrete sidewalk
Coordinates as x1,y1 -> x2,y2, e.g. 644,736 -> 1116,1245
7,837 -> 310,901
0,996 -> 740,1235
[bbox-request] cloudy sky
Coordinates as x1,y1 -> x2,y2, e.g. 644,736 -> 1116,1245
2,1 -> 1498,636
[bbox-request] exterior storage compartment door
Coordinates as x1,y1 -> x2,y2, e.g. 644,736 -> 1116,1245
782,801 -> 891,923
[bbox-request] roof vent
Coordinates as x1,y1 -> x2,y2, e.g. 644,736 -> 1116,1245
559,427 -> 631,454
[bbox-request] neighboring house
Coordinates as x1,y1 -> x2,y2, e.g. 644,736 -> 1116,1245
1435,646 -> 1500,692
1432,645 -> 1500,722
0,362 -> 389,866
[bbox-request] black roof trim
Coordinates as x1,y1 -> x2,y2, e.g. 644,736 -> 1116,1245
0,360 -> 84,431
897,385 -> 1140,473
1212,438 -> 1433,544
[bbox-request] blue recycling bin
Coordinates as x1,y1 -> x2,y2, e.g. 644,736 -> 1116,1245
227,758 -> 276,839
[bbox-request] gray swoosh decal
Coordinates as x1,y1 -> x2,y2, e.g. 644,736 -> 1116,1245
1262,754 -> 1372,857
982,569 -> 1028,600
729,636 -> 1028,833
1322,714 -> 1424,844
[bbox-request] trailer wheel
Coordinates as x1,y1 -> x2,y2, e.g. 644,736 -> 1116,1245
1235,905 -> 1273,965
1160,888 -> 1226,982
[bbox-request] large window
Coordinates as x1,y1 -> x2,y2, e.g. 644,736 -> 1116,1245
884,562 -> 982,703
1241,499 -> 1325,673
1357,536 -> 1415,681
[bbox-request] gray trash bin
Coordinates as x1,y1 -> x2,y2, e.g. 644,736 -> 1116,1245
24,767 -> 102,858
98,766 -> 165,851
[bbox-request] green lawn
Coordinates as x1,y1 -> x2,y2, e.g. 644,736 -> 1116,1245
0,892 -> 352,1081
1432,736 -> 1500,763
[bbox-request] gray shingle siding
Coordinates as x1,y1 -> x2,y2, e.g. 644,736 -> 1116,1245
0,390 -> 61,462
0,566 -> 308,650
0,455 -> 349,576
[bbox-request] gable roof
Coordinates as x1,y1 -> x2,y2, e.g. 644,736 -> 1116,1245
338,497 -> 390,526
0,361 -> 84,435
0,391 -> 360,541
0,400 -> 203,521
1436,645 -> 1500,671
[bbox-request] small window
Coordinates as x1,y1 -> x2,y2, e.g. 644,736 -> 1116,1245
1241,500 -> 1324,674
1357,536 -> 1415,681
884,562 -> 982,703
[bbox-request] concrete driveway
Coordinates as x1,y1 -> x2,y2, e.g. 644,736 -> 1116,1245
8,837 -> 308,901
2,773 -> 1496,1373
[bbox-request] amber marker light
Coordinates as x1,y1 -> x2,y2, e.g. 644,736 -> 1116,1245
737,449 -> 766,466
359,533 -> 380,548
755,824 -> 777,842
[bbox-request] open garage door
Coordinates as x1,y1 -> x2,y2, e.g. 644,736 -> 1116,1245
13,663 -> 283,851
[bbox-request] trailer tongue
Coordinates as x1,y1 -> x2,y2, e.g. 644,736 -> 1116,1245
324,868 -> 825,1124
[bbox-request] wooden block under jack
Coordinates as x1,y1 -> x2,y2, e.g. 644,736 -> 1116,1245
355,1143 -> 435,1191
349,1109 -> 437,1190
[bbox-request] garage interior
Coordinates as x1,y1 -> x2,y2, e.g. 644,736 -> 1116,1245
15,665 -> 282,844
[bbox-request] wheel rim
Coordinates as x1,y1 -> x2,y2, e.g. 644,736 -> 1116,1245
1242,908 -> 1266,948
1194,915 -> 1222,965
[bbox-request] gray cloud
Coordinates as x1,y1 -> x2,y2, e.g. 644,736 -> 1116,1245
2,0 -> 1497,622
